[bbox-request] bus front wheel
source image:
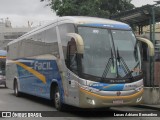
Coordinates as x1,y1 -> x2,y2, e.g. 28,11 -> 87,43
54,86 -> 65,111
14,80 -> 21,97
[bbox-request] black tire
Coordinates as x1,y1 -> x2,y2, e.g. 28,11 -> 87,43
14,81 -> 21,97
54,86 -> 65,111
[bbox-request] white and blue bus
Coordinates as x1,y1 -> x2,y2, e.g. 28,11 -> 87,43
6,16 -> 154,111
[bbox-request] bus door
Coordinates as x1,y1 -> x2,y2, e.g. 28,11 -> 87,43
65,37 -> 80,106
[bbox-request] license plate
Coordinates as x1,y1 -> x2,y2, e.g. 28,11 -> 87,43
113,100 -> 123,104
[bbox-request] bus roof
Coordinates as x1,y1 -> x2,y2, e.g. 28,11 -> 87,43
8,16 -> 131,45
59,16 -> 131,29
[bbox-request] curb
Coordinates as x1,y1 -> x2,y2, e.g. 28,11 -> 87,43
134,105 -> 160,111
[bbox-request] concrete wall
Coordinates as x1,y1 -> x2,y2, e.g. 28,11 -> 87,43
143,87 -> 160,104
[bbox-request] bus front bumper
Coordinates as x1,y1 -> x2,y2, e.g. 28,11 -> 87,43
79,88 -> 143,108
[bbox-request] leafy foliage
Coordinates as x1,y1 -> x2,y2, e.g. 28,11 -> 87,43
41,0 -> 134,18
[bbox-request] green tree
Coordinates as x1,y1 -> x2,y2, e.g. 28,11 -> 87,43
41,0 -> 134,18
100,0 -> 134,15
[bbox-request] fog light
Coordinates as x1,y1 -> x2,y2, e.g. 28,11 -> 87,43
87,98 -> 95,105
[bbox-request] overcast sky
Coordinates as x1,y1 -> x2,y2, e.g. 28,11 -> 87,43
0,0 -> 157,27
0,0 -> 56,27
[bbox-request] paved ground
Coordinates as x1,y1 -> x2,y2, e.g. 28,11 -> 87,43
0,85 -> 159,120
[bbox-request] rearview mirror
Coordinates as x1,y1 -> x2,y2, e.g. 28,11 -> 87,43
136,37 -> 154,56
67,33 -> 84,54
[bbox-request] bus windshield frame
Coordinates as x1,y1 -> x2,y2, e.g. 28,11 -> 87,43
76,25 -> 142,83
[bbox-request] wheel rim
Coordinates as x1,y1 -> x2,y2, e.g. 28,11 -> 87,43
55,91 -> 60,109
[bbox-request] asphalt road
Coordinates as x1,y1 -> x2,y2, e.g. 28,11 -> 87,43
0,85 -> 159,120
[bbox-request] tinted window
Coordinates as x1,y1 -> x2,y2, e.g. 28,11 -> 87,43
45,27 -> 57,43
58,23 -> 75,59
58,23 -> 75,46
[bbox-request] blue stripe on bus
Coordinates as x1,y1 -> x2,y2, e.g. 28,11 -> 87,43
16,59 -> 64,101
90,83 -> 125,91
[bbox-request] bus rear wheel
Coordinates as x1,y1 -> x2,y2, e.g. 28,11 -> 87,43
14,80 -> 21,97
53,86 -> 65,111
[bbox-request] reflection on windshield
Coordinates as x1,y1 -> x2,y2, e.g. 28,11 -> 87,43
78,27 -> 117,78
101,48 -> 120,81
78,27 -> 141,80
111,30 -> 141,77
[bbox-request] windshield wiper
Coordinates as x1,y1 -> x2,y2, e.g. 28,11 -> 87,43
116,48 -> 134,79
123,62 -> 140,78
101,49 -> 115,82
101,48 -> 138,82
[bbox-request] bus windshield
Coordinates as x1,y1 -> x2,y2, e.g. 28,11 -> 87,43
111,30 -> 141,78
78,26 -> 141,81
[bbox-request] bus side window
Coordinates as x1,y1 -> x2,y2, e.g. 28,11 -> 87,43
37,33 -> 43,41
58,23 -> 75,59
45,27 -> 57,43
